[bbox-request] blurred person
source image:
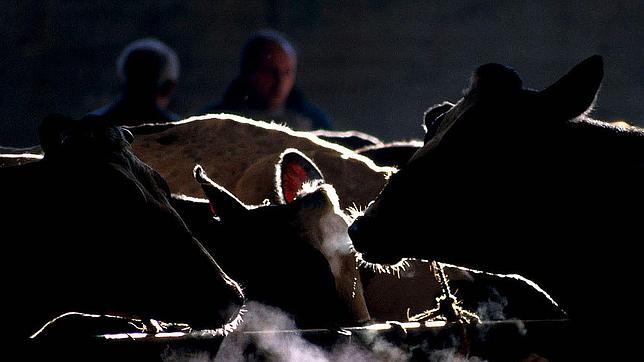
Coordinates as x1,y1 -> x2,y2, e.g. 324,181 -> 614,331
201,30 -> 332,130
88,38 -> 180,126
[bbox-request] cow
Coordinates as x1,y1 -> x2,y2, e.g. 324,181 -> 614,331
348,56 -> 644,358
0,115 -> 245,341
176,148 -> 564,331
177,150 -> 371,328
129,114 -> 395,210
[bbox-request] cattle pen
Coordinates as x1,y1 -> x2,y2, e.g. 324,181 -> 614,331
24,318 -> 571,361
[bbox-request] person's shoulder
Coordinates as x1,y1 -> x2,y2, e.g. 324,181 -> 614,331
287,89 -> 332,130
161,109 -> 181,122
87,103 -> 115,118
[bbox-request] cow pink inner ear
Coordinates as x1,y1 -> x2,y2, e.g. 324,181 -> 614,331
282,163 -> 310,203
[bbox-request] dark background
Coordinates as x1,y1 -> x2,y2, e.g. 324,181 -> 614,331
2,1 -> 643,146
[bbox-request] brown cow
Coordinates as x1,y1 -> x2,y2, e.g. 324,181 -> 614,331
130,114 -> 395,210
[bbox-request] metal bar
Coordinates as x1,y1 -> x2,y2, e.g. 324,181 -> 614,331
94,318 -> 570,341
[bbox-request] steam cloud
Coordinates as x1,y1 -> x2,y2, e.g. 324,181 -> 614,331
215,301 -> 409,361
162,301 -> 412,361
162,301 -> 495,361
476,288 -> 508,321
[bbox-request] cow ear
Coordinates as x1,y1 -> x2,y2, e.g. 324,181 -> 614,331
276,148 -> 325,204
193,165 -> 249,220
539,55 -> 603,121
423,101 -> 454,143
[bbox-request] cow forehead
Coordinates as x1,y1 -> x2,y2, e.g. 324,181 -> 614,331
262,184 -> 349,227
411,86 -> 540,165
409,97 -> 473,163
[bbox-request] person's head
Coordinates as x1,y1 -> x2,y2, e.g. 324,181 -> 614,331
116,38 -> 180,108
240,30 -> 297,111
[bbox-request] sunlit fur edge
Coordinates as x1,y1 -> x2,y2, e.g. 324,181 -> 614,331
145,112 -> 398,177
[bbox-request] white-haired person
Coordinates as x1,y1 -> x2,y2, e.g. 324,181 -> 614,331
89,38 -> 180,126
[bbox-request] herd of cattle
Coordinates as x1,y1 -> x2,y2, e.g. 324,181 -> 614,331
1,55 -> 643,359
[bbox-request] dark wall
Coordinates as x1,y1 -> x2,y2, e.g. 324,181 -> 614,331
2,1 -> 643,146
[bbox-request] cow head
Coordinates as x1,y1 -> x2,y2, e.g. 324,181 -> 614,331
192,149 -> 365,327
350,56 -> 608,268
